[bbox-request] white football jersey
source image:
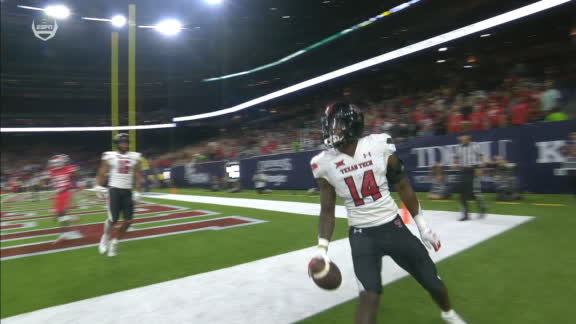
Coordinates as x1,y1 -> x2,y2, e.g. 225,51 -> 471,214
311,133 -> 398,228
102,151 -> 141,189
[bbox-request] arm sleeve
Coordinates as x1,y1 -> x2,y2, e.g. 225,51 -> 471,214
386,156 -> 408,185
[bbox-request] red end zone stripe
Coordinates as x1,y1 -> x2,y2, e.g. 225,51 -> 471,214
0,224 -> 25,230
0,205 -> 180,222
1,217 -> 252,259
0,203 -> 104,215
1,210 -> 208,240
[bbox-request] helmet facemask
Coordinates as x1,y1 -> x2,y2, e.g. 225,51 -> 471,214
322,103 -> 364,149
115,133 -> 130,153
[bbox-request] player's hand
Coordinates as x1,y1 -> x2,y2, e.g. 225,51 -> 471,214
94,185 -> 107,199
308,246 -> 331,278
419,228 -> 441,252
133,191 -> 142,202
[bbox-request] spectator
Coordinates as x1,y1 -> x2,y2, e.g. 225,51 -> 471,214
491,156 -> 521,201
446,106 -> 464,134
252,169 -> 271,194
544,110 -> 569,122
540,80 -> 562,115
486,100 -> 506,129
428,164 -> 451,200
469,104 -> 488,131
510,97 -> 531,125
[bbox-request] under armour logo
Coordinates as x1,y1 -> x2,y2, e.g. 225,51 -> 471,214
334,160 -> 345,168
353,228 -> 362,234
363,152 -> 372,159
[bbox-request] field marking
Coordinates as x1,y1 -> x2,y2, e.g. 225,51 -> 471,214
1,216 -> 265,261
0,204 -> 187,222
2,202 -> 533,324
531,203 -> 564,206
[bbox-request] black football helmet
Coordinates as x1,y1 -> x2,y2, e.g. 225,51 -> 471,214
114,133 -> 129,152
321,102 -> 364,149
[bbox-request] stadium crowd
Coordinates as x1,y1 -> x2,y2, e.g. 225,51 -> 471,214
2,62 -> 575,189
152,69 -> 574,166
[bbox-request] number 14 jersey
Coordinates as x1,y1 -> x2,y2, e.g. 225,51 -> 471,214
311,134 -> 398,228
102,151 -> 141,189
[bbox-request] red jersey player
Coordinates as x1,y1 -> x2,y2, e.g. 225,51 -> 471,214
47,154 -> 82,242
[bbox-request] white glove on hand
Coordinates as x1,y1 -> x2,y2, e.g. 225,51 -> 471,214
413,209 -> 441,252
133,191 -> 142,202
94,186 -> 107,199
308,246 -> 331,279
419,228 -> 442,252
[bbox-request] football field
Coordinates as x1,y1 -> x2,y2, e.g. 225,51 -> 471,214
1,189 -> 575,323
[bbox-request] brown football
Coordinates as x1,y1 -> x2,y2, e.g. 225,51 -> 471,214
308,258 -> 342,290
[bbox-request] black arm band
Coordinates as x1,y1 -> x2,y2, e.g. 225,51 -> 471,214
386,157 -> 408,185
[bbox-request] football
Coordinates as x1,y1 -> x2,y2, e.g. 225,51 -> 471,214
308,258 -> 342,290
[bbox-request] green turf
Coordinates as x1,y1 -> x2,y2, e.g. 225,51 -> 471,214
0,198 -> 349,318
2,190 -> 575,322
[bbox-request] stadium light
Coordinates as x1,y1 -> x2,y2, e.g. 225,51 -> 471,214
0,124 -> 177,133
205,0 -> 223,4
17,5 -> 44,11
44,5 -> 70,19
438,47 -> 448,52
436,59 -> 446,63
156,19 -> 182,35
111,15 -> 127,27
82,17 -> 110,22
173,0 -> 571,122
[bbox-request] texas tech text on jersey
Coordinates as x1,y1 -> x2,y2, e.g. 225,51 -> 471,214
311,133 -> 398,228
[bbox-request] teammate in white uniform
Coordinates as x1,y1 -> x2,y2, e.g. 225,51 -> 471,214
95,133 -> 142,257
309,102 -> 466,324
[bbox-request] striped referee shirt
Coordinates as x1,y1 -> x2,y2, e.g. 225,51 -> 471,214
456,143 -> 483,168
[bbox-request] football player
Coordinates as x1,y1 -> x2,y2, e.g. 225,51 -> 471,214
95,133 -> 142,257
48,154 -> 82,242
309,103 -> 466,324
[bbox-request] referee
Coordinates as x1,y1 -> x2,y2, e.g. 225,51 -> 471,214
455,132 -> 487,221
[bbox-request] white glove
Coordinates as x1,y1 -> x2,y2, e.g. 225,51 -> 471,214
133,191 -> 142,202
308,246 -> 331,279
419,228 -> 442,252
94,185 -> 107,199
413,208 -> 442,252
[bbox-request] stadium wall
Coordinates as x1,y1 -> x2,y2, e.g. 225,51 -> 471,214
171,120 -> 576,194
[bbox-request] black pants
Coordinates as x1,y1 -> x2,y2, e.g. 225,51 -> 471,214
459,168 -> 486,220
108,187 -> 133,223
349,216 -> 444,294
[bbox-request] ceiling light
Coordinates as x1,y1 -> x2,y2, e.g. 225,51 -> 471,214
45,5 -> 70,19
438,47 -> 448,52
282,16 -> 291,19
480,33 -> 491,37
437,59 -> 446,63
111,15 -> 127,27
156,19 -> 182,35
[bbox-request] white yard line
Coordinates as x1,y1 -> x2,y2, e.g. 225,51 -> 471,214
3,194 -> 533,324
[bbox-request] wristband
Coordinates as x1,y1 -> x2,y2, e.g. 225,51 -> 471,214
413,204 -> 429,232
318,238 -> 329,249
